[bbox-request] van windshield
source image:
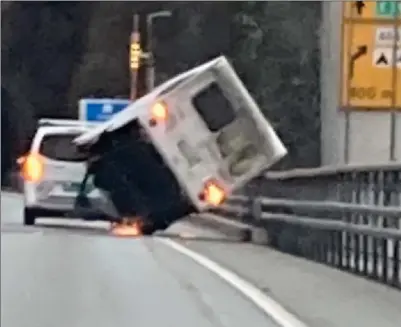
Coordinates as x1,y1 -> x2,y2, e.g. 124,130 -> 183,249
39,134 -> 87,162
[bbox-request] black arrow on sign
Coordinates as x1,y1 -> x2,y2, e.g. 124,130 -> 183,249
376,53 -> 389,66
349,45 -> 367,80
354,1 -> 366,16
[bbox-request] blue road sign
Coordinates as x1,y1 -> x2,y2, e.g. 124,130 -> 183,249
79,98 -> 131,122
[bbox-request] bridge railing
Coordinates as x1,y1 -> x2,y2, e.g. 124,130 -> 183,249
213,163 -> 401,289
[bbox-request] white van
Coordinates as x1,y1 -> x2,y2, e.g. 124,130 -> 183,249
20,119 -> 106,225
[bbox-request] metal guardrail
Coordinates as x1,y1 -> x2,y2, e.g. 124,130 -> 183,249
215,163 -> 401,289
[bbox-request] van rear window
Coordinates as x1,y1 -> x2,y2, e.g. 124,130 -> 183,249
192,82 -> 236,132
39,134 -> 87,162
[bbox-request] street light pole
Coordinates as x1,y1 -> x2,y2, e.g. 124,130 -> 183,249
145,10 -> 172,92
130,14 -> 140,101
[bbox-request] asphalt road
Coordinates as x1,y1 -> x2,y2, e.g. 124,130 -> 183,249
1,193 -> 284,327
181,239 -> 401,327
3,193 -> 401,327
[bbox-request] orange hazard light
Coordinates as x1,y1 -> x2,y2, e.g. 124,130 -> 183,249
199,179 -> 226,206
149,101 -> 168,126
111,219 -> 143,237
21,153 -> 44,183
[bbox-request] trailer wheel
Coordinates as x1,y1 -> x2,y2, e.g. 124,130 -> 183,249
141,224 -> 157,236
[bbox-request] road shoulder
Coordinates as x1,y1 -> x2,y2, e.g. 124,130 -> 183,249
180,240 -> 401,327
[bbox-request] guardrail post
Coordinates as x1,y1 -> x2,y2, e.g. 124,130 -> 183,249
250,197 -> 269,245
391,171 -> 400,288
371,171 -> 380,280
381,171 -> 393,284
251,197 -> 262,220
361,172 -> 370,277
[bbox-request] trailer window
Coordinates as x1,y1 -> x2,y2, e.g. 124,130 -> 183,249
192,82 -> 236,132
39,134 -> 87,162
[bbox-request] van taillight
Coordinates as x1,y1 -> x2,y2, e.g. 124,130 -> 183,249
21,154 -> 44,182
198,179 -> 226,206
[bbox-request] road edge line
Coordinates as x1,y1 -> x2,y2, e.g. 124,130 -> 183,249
159,238 -> 309,327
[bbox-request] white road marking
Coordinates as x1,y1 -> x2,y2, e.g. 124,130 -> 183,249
159,238 -> 309,327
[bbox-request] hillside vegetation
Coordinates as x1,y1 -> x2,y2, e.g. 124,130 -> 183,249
1,1 -> 322,185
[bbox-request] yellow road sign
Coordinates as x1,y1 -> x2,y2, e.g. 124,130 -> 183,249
341,2 -> 401,110
343,1 -> 401,20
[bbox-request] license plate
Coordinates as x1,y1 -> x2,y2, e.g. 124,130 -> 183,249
62,180 -> 95,194
62,182 -> 81,192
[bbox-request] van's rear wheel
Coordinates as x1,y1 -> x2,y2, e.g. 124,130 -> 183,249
146,204 -> 195,235
23,208 -> 36,226
139,218 -> 169,236
141,224 -> 157,236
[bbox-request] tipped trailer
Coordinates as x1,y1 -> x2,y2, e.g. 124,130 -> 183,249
73,56 -> 287,235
